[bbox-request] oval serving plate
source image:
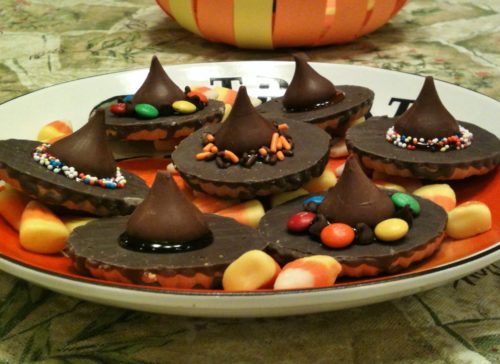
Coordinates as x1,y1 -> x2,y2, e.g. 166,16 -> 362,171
0,61 -> 498,318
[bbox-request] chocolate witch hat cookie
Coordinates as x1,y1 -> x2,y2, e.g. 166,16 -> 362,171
0,109 -> 148,216
101,56 -> 225,159
66,171 -> 267,289
257,55 -> 374,138
394,77 -> 459,139
259,156 -> 448,277
49,109 -> 117,178
318,156 -> 395,227
172,86 -> 331,200
130,56 -> 185,109
347,76 -> 500,180
125,171 -> 210,244
214,86 -> 276,154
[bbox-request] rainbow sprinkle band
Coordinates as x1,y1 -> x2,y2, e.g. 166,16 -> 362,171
32,144 -> 127,189
386,126 -> 473,152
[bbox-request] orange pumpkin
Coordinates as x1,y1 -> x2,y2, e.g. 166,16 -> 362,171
156,0 -> 407,49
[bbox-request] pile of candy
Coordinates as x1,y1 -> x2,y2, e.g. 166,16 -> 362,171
196,123 -> 294,168
385,125 -> 473,152
109,87 -> 207,119
32,143 -> 127,189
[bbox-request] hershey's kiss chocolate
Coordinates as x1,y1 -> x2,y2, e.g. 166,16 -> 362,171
48,109 -> 117,178
126,171 -> 210,243
318,155 -> 395,227
395,76 -> 460,139
214,86 -> 276,155
131,56 -> 185,109
282,55 -> 339,111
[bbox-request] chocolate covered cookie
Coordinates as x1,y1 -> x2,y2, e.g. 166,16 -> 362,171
257,56 -> 374,138
347,77 -> 500,180
0,110 -> 148,216
259,156 -> 448,277
101,56 -> 225,159
172,86 -> 331,200
66,171 -> 267,289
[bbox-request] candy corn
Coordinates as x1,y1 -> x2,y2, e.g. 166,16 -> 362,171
446,201 -> 492,239
413,184 -> 456,212
0,184 -> 30,231
303,168 -> 337,193
216,199 -> 265,228
274,256 -> 342,290
19,201 -> 69,254
37,120 -> 73,144
223,250 -> 281,291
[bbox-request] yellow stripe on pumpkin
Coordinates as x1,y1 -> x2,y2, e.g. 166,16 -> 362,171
234,0 -> 273,49
168,0 -> 202,36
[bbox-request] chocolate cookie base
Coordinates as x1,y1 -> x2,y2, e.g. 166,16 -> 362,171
257,85 -> 374,137
346,118 -> 500,180
0,139 -> 148,216
171,120 -> 331,200
259,192 -> 448,277
66,214 -> 266,289
104,99 -> 225,141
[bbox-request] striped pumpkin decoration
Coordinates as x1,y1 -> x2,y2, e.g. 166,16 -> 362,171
156,0 -> 407,49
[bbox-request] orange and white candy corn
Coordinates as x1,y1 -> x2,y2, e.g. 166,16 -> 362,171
446,201 -> 492,239
303,168 -> 337,193
0,183 -> 30,231
192,193 -> 237,213
19,201 -> 69,254
37,120 -> 73,144
413,184 -> 456,212
329,138 -> 348,158
274,255 -> 342,290
223,250 -> 281,291
216,199 -> 265,228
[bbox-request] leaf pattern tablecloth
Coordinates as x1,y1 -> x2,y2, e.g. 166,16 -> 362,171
0,0 -> 499,363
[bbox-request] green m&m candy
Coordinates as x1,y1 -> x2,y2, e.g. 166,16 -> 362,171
135,103 -> 159,119
391,192 -> 420,216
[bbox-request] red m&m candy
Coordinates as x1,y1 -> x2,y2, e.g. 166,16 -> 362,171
110,103 -> 127,115
287,211 -> 316,233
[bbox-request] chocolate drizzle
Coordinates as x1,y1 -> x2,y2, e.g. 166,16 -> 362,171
131,56 -> 185,109
395,76 -> 460,139
318,155 -> 395,227
48,109 -> 117,178
125,171 -> 211,245
282,55 -> 342,111
214,86 -> 276,155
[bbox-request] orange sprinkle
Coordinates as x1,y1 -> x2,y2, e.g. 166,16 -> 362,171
206,134 -> 215,142
203,143 -> 214,152
270,132 -> 279,153
276,137 -> 283,150
280,135 -> 292,150
196,152 -> 213,161
278,123 -> 289,130
259,147 -> 268,157
276,151 -> 285,161
224,150 -> 240,164
210,145 -> 218,153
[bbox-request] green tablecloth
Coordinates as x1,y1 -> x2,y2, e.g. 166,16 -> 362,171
0,1 -> 498,362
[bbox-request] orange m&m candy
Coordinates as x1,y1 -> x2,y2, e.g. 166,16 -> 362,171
320,223 -> 355,249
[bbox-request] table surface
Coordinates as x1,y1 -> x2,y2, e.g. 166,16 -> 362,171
0,0 -> 499,363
